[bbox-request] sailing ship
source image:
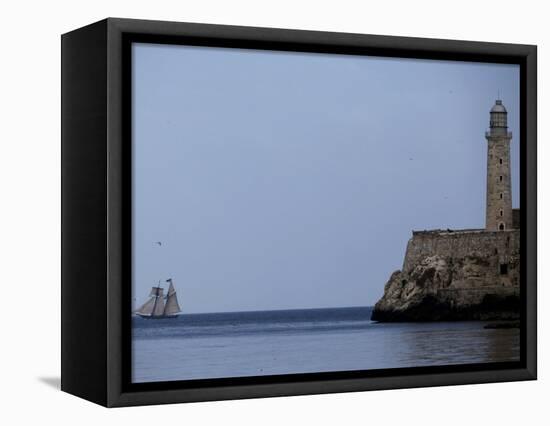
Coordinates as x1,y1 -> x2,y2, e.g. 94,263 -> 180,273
134,278 -> 182,319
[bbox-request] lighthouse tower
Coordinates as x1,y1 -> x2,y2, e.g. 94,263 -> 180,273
485,100 -> 513,231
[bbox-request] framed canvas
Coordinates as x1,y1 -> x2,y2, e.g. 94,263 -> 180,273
61,18 -> 537,407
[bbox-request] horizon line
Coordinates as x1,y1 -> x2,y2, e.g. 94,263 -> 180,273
133,305 -> 374,317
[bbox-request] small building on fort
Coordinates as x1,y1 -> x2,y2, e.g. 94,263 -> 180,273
371,100 -> 520,321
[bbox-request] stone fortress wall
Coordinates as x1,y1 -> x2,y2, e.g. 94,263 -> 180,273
403,229 -> 519,276
402,228 -> 520,306
371,225 -> 520,321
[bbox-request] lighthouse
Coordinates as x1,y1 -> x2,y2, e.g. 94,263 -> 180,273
485,100 -> 513,231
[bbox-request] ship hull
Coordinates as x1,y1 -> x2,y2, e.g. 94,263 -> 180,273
135,314 -> 180,319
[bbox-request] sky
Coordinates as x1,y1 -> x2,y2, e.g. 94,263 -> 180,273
131,42 -> 520,314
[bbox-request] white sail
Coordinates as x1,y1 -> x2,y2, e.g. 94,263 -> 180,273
149,286 -> 163,297
135,297 -> 156,316
153,296 -> 165,316
164,281 -> 182,315
136,287 -> 165,316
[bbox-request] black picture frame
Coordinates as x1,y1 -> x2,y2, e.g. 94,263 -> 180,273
61,17 -> 537,407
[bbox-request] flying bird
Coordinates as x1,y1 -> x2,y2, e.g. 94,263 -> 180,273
155,241 -> 162,246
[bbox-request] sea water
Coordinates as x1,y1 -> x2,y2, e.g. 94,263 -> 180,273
131,307 -> 519,383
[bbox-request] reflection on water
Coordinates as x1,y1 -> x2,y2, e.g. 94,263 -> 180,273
393,323 -> 519,366
132,307 -> 519,383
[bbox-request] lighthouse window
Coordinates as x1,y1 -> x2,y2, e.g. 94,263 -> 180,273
500,210 -> 503,217
499,223 -> 505,231
500,263 -> 508,275
500,193 -> 503,199
499,158 -> 503,164
499,176 -> 503,182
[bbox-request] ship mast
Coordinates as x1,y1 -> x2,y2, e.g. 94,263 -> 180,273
151,281 -> 160,317
162,280 -> 168,316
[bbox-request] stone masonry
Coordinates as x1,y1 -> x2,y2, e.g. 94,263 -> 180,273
485,100 -> 513,231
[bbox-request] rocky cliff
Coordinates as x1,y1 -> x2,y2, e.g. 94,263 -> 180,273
371,229 -> 520,322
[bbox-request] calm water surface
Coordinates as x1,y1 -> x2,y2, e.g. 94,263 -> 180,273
132,307 -> 519,383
